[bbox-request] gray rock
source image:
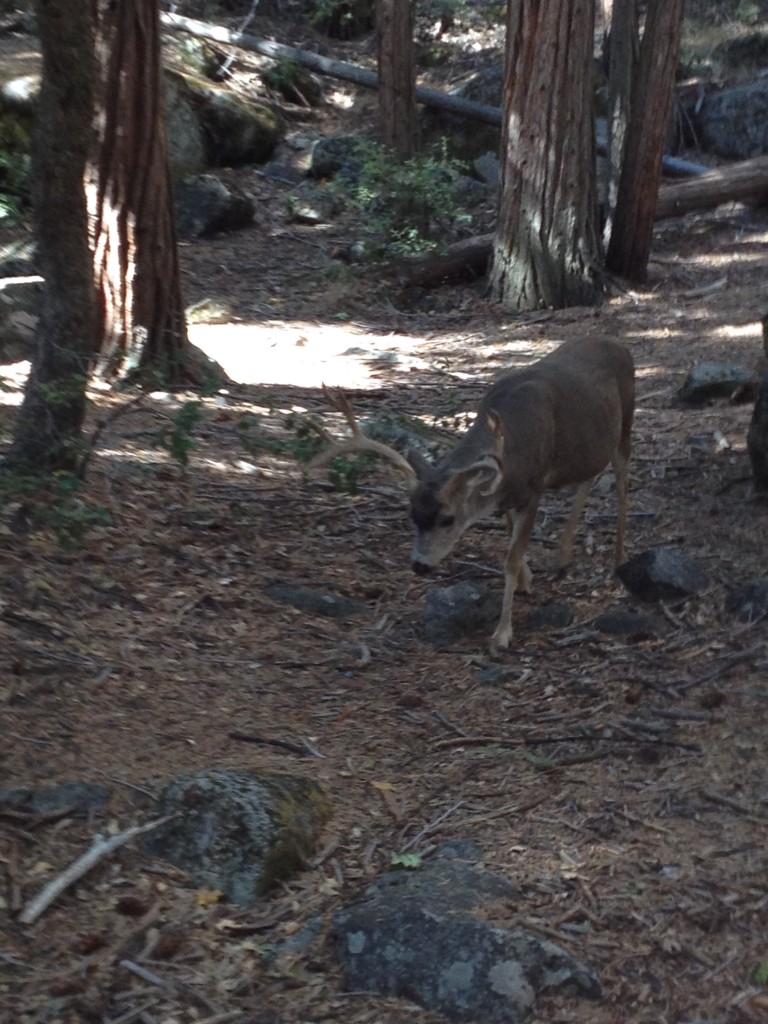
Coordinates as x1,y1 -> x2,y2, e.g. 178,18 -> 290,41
332,852 -> 600,1022
724,577 -> 768,623
145,769 -> 330,905
616,548 -> 709,603
0,781 -> 110,817
309,134 -> 367,180
0,238 -> 37,277
166,69 -> 282,169
265,583 -> 366,619
164,71 -> 208,175
174,174 -> 255,239
286,186 -> 341,224
423,581 -> 500,645
694,81 -> 768,160
593,609 -> 660,636
678,362 -> 757,405
524,602 -> 574,631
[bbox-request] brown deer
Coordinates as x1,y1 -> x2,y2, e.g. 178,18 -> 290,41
311,336 -> 635,650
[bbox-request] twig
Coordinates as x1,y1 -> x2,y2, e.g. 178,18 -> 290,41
227,731 -> 310,756
19,816 -> 174,924
700,787 -> 765,822
677,642 -> 764,693
432,731 -> 701,752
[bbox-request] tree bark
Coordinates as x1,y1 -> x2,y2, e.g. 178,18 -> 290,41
606,0 -> 686,281
601,0 -> 639,239
377,0 -> 418,160
748,315 -> 768,491
3,0 -> 96,475
490,0 -> 604,311
88,0 -> 190,384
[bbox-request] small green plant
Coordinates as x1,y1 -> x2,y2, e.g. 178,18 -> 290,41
0,116 -> 31,223
264,58 -> 301,92
390,852 -> 423,869
336,139 -> 473,258
156,401 -> 203,468
0,470 -> 110,550
751,961 -> 768,986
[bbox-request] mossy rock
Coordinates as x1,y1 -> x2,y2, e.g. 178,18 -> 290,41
145,769 -> 331,905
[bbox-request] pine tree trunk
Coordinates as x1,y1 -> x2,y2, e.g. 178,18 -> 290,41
605,0 -> 685,281
748,315 -> 768,492
377,0 -> 418,160
88,0 -> 190,384
3,0 -> 96,475
490,0 -> 604,311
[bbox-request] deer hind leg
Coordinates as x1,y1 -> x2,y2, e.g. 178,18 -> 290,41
492,503 -> 539,651
555,478 -> 595,572
611,447 -> 630,566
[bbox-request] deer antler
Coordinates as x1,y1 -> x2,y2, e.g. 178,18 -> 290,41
308,385 -> 417,489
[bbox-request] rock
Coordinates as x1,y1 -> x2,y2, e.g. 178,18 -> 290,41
332,848 -> 600,1022
524,602 -> 574,631
0,238 -> 37,276
724,577 -> 768,623
265,583 -> 366,619
694,80 -> 768,160
286,186 -> 340,224
165,69 -> 282,169
0,781 -> 111,817
145,769 -> 330,905
678,362 -> 758,405
713,31 -> 768,69
616,548 -> 709,603
174,174 -> 255,239
309,134 -> 367,181
423,581 -> 500,645
424,67 -> 503,163
164,71 -> 208,175
592,609 -> 660,637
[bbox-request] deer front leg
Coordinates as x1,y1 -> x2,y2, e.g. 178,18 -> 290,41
555,478 -> 594,571
611,450 -> 630,566
505,512 -> 532,592
491,503 -> 539,651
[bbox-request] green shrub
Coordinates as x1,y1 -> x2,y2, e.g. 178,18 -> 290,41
336,139 -> 473,257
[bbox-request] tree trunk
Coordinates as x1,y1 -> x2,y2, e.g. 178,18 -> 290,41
490,0 -> 603,311
748,315 -> 768,491
600,0 -> 639,239
377,0 -> 418,160
3,0 -> 96,475
88,0 -> 191,384
606,0 -> 685,281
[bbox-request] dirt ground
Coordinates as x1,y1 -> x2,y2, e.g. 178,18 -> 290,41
3,8 -> 768,1024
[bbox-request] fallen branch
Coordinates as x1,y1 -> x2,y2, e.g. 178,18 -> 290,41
19,815 -> 174,925
160,12 -> 709,181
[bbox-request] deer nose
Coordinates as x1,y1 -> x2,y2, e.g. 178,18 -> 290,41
412,559 -> 432,576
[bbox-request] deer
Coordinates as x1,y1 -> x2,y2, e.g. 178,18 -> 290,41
310,336 -> 635,651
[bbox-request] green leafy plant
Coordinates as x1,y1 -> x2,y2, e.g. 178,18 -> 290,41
390,852 -> 423,869
156,401 -> 203,468
336,139 -> 473,257
0,470 -> 110,550
751,961 -> 768,986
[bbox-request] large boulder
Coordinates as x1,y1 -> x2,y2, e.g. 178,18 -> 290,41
174,173 -> 255,239
693,81 -> 768,160
144,769 -> 330,905
332,846 -> 600,1022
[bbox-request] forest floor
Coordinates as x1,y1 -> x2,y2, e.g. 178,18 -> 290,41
3,5 -> 768,1024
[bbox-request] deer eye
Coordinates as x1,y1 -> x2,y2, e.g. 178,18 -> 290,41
439,515 -> 455,528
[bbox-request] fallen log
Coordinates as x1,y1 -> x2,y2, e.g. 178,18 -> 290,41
160,12 -> 501,126
397,154 -> 768,286
655,153 -> 768,219
160,12 -> 708,179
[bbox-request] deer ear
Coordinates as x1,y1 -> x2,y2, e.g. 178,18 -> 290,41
457,454 -> 503,498
486,411 -> 505,460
